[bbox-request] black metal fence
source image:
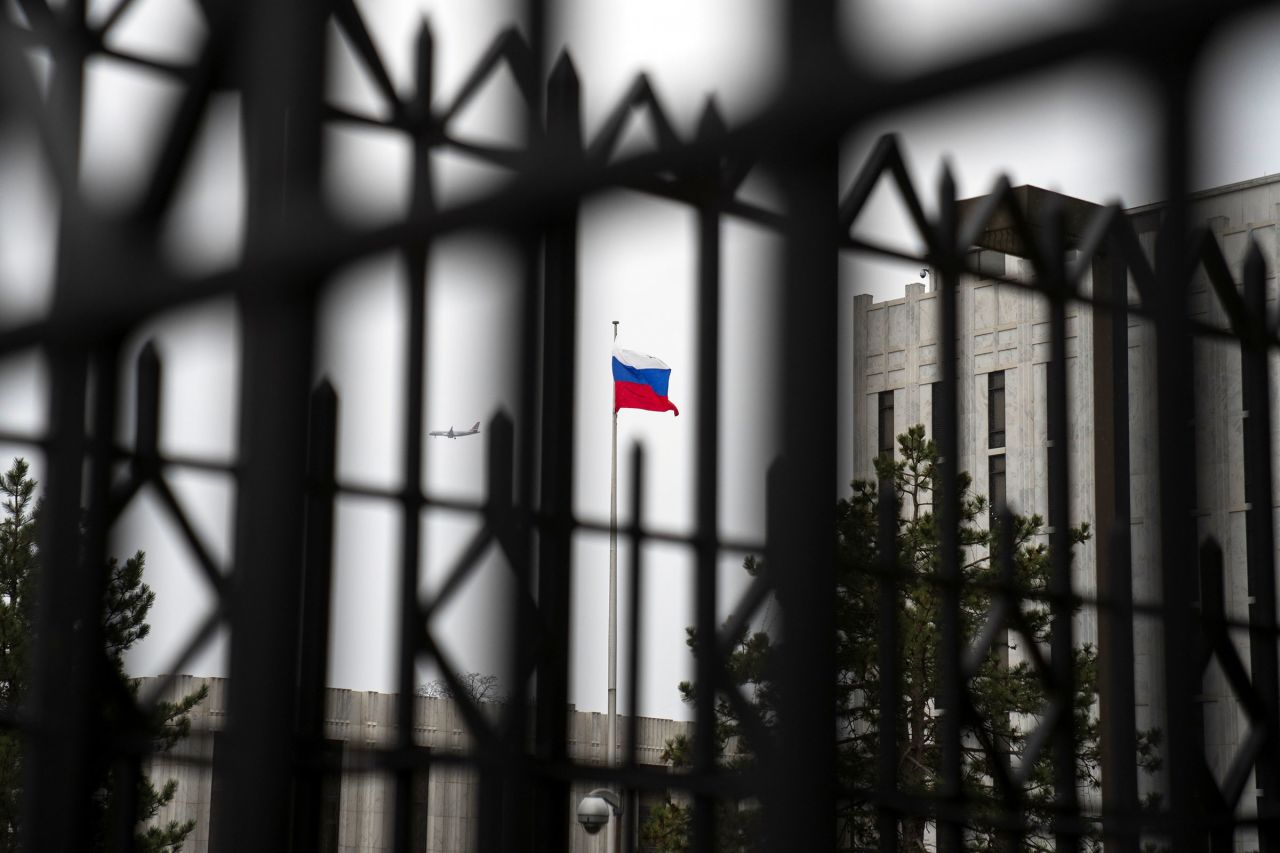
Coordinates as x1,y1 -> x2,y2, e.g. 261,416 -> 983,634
3,0 -> 1280,852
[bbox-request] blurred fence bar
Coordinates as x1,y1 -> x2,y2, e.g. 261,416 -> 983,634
1097,236 -> 1139,853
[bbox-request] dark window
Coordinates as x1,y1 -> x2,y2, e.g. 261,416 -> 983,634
878,390 -> 894,457
989,453 -> 1007,519
988,371 -> 1006,449
931,382 -> 942,447
1043,363 -> 1054,518
1045,444 -> 1053,519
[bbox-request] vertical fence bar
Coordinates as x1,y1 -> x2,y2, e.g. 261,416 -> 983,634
78,345 -> 124,833
625,443 -> 645,853
23,353 -> 97,853
504,226 -> 541,853
934,166 -> 964,853
692,101 -> 724,853
1241,242 -> 1280,850
107,741 -> 143,853
1045,208 -> 1080,853
1197,541 -> 1234,853
506,0 -> 545,839
1152,50 -> 1203,853
760,456 -> 785,847
46,341 -> 121,851
533,52 -> 581,853
477,414 -> 516,853
1097,236 -> 1139,853
767,2 -> 839,850
393,22 -> 435,853
214,141 -> 320,852
106,342 -> 162,853
19,12 -> 99,846
994,509 -> 1026,853
293,381 -> 339,853
213,1 -> 327,850
877,478 -> 900,853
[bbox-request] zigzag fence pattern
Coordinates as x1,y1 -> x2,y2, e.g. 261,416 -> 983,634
2,0 -> 1280,851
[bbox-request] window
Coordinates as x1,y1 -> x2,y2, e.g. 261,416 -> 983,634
931,382 -> 942,446
1045,445 -> 1053,519
989,453 -> 1007,520
878,390 -> 894,457
988,371 -> 1006,449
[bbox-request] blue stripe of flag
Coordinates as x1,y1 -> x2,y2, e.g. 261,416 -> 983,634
612,357 -> 671,397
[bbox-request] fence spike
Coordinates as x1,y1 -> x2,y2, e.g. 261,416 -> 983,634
135,339 -> 162,466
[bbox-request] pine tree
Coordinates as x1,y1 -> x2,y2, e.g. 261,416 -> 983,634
643,426 -> 1159,852
0,461 -> 37,850
0,458 -> 207,852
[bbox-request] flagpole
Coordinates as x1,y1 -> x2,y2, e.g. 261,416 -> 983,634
608,320 -> 619,853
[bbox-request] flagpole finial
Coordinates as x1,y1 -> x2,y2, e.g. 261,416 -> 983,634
612,320 -> 618,340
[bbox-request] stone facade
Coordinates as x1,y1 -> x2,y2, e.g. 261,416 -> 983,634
140,675 -> 691,853
851,175 -> 1280,851
852,243 -> 1101,646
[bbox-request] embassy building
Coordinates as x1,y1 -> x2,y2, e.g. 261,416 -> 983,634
851,175 -> 1280,851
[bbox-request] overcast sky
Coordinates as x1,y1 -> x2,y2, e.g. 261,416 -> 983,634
2,0 -> 1279,722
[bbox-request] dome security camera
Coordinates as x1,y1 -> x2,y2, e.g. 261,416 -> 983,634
577,797 -> 610,834
577,789 -> 622,835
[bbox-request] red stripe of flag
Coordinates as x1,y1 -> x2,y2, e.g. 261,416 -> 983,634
614,380 -> 679,415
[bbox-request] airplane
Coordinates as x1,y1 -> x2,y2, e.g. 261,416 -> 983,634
429,421 -> 481,439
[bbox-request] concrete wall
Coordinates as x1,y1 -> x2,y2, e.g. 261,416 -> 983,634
852,257 -> 1098,575
1128,179 -> 1280,847
141,676 -> 692,853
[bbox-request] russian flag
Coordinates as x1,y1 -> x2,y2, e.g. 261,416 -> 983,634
613,347 -> 679,416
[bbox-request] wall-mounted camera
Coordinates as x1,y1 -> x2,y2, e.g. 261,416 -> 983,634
577,789 -> 622,835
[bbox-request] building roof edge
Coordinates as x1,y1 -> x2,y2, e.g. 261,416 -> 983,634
1126,172 -> 1280,215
